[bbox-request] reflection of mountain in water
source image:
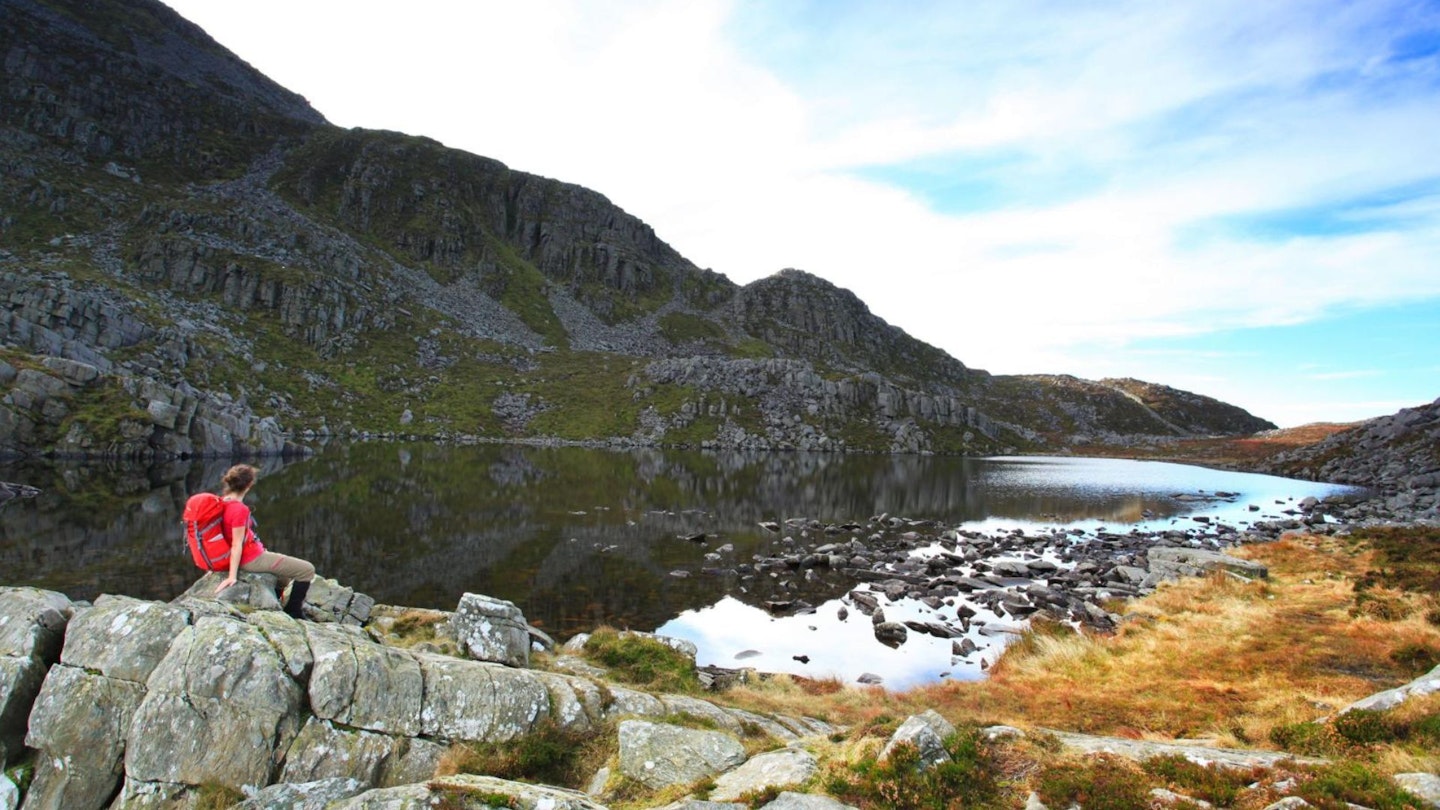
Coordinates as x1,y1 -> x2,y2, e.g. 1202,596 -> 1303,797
0,444 -> 1330,634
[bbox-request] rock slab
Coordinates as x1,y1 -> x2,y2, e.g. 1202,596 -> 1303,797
711,747 -> 820,801
617,720 -> 748,790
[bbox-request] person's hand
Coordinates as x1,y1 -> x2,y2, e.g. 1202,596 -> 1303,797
214,575 -> 237,595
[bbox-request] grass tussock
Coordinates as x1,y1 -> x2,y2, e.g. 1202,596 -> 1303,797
901,534 -> 1440,744
694,528 -> 1439,809
822,727 -> 1004,810
192,782 -> 246,810
581,627 -> 702,694
435,719 -> 614,791
367,606 -> 462,656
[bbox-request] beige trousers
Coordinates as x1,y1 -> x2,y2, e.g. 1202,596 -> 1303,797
241,551 -> 316,590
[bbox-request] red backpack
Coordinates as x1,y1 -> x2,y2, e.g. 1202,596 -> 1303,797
182,493 -> 230,570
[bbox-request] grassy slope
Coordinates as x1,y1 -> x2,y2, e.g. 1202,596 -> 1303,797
417,526 -> 1438,808
690,528 -> 1440,808
1066,423 -> 1358,468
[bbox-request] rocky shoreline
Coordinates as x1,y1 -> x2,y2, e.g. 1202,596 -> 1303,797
686,473 -> 1430,683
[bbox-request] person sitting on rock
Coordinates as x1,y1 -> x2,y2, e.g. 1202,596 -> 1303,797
213,463 -> 316,619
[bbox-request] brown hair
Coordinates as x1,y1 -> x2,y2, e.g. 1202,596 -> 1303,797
221,464 -> 258,496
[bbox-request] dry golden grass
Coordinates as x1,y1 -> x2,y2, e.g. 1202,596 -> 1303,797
722,533 -> 1440,754
1071,423 -> 1355,467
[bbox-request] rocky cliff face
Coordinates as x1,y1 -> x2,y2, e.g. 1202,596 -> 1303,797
0,0 -> 1275,460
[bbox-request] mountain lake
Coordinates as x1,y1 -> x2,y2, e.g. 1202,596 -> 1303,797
0,443 -> 1360,689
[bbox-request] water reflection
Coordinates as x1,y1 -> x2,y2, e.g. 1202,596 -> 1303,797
0,445 -> 1356,685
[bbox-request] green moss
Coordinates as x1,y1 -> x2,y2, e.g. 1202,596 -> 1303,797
429,783 -> 517,809
4,754 -> 36,795
828,418 -> 891,453
54,377 -> 150,448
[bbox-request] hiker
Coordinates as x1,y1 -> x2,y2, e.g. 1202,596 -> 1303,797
212,463 -> 316,618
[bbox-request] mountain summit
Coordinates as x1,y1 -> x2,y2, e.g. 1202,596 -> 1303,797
0,0 -> 1274,459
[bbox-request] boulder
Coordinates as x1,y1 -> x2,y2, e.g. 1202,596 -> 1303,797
0,587 -> 71,662
880,710 -> 956,769
660,694 -> 746,735
248,610 -> 314,680
23,664 -> 145,810
107,778 -> 196,808
124,615 -> 303,789
873,621 -> 908,646
306,622 -> 424,736
174,572 -> 282,614
0,774 -> 16,810
1392,773 -> 1440,809
59,594 -> 189,683
0,587 -> 72,761
278,717 -> 445,788
452,592 -> 530,667
616,719 -> 747,790
1146,547 -> 1268,580
534,671 -> 606,733
415,653 -> 549,741
306,577 -> 375,625
711,747 -> 820,801
603,684 -> 668,720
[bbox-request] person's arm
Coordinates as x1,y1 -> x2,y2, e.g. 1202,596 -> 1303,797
214,523 -> 246,594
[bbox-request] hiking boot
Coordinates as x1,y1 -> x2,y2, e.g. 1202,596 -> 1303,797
283,580 -> 310,620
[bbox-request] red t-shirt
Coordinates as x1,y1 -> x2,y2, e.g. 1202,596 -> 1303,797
221,499 -> 266,566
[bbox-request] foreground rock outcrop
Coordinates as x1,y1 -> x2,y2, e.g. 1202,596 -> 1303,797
0,575 -> 838,810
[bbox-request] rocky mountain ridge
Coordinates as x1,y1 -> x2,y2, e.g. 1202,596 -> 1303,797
1,0 -> 1275,460
1256,395 -> 1440,504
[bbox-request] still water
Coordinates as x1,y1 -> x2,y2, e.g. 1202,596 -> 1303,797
0,444 -> 1358,689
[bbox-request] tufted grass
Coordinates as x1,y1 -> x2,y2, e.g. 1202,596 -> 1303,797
192,781 -> 246,810
701,529 -> 1440,807
581,627 -> 702,694
823,726 -> 1004,810
435,718 -> 615,791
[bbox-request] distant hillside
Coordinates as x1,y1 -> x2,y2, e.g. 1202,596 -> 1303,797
972,375 -> 1275,447
1256,397 -> 1440,493
1100,378 -> 1276,435
0,0 -> 1275,459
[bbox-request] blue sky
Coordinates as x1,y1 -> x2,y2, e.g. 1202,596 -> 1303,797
164,0 -> 1440,426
